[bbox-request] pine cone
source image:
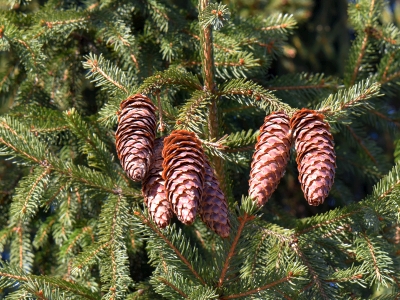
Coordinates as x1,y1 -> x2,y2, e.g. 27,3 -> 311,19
115,94 -> 156,182
142,137 -> 172,228
162,130 -> 205,225
199,158 -> 230,238
249,112 -> 292,206
290,109 -> 336,206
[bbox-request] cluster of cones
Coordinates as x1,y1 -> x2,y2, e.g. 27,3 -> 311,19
249,109 -> 336,207
116,94 -> 230,238
116,94 -> 336,237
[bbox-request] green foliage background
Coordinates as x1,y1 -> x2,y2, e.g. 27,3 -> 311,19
0,0 -> 400,299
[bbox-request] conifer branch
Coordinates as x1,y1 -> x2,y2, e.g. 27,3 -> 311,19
86,58 -> 127,93
21,167 -> 50,216
34,219 -> 55,249
321,224 -> 351,239
135,211 -> 206,285
350,34 -> 369,86
268,82 -> 333,91
157,277 -> 189,298
376,178 -> 400,201
220,272 -> 294,299
109,195 -> 122,297
261,24 -> 289,32
380,71 -> 400,85
183,29 -> 233,53
218,213 -> 253,288
296,209 -> 363,236
345,125 -> 377,165
84,55 -> 129,94
15,39 -> 37,65
0,66 -> 14,89
75,242 -> 111,270
349,0 -> 376,86
366,26 -> 398,45
325,274 -> 363,283
64,226 -> 93,256
369,109 -> 400,129
292,244 -> 329,300
16,225 -> 23,270
43,17 -> 89,29
381,53 -> 395,81
44,183 -> 68,207
358,234 -> 388,285
0,271 -> 27,282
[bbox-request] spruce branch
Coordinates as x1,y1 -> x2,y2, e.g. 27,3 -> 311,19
260,14 -> 297,34
220,272 -> 294,299
291,242 -> 333,300
1,117 -> 139,197
9,166 -> 51,226
346,0 -> 380,86
356,234 -> 395,286
61,225 -> 94,258
83,53 -> 130,96
350,34 -> 369,86
134,211 -> 206,285
317,80 -> 381,122
137,67 -> 202,95
63,108 -> 115,174
219,79 -> 292,113
33,217 -> 56,249
217,213 -> 254,288
0,263 -> 99,300
175,91 -> 211,134
157,277 -> 189,299
72,242 -> 111,272
199,3 -> 230,31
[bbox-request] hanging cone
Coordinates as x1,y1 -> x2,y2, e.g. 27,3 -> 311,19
249,112 -> 292,206
162,130 -> 205,225
142,137 -> 173,228
290,108 -> 336,206
199,158 -> 230,238
115,94 -> 156,182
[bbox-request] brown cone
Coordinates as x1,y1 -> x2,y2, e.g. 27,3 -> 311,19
115,94 -> 156,182
249,112 -> 292,206
199,158 -> 230,238
290,108 -> 336,206
142,138 -> 173,228
162,130 -> 205,225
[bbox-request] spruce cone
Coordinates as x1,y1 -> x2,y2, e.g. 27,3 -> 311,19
116,94 -> 156,182
290,109 -> 336,206
142,137 -> 172,228
249,112 -> 292,206
162,130 -> 205,225
199,158 -> 230,238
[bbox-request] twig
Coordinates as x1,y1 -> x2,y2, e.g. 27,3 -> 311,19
217,213 -> 253,288
345,125 -> 377,165
292,244 -> 329,300
85,58 -> 128,94
158,277 -> 189,298
361,233 -> 382,282
135,211 -> 206,285
220,272 -> 294,299
350,0 -> 376,85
